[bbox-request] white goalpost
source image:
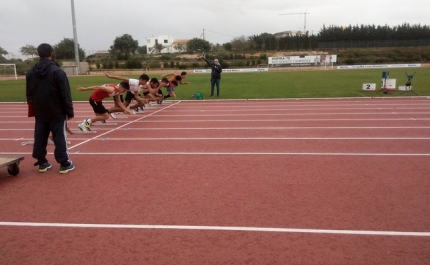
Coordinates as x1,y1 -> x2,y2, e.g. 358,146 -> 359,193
0,64 -> 17,80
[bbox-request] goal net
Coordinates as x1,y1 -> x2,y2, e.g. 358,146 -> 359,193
0,64 -> 17,80
319,61 -> 333,70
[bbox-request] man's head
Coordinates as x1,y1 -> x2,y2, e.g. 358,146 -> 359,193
171,80 -> 178,87
139,74 -> 149,84
118,81 -> 130,93
160,77 -> 170,87
37,43 -> 54,59
149,77 -> 159,88
180,71 -> 187,78
214,59 -> 219,65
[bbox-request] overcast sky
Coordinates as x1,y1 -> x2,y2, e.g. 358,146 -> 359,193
1,0 -> 428,59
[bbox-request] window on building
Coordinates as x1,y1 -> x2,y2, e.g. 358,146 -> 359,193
164,39 -> 168,44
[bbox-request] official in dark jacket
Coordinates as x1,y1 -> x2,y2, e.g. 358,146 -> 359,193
203,56 -> 222,97
26,43 -> 75,174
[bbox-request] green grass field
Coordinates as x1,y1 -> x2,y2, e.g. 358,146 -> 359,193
1,68 -> 430,102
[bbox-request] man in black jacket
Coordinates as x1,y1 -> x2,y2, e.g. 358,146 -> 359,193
26,43 -> 75,174
202,55 -> 222,97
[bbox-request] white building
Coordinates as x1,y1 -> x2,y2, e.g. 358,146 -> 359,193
273,30 -> 304,38
146,35 -> 189,54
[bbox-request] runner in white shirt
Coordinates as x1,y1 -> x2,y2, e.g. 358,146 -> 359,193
104,72 -> 149,114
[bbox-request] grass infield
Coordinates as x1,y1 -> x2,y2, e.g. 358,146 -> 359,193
1,68 -> 429,102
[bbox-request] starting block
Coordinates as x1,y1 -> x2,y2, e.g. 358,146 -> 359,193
93,122 -> 118,126
71,130 -> 97,134
0,156 -> 24,176
112,115 -> 128,119
21,140 -> 71,146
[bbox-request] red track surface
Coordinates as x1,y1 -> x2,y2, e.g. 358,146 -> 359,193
1,98 -> 430,264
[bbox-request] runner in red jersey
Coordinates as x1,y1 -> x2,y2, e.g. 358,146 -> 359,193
76,82 -> 131,131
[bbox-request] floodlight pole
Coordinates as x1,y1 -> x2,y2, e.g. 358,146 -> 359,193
70,0 -> 80,75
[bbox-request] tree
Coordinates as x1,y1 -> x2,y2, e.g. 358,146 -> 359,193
186,38 -> 211,53
137,45 -> 147,54
20,45 -> 37,58
173,43 -> 186,53
223,42 -> 233,51
0,46 -> 8,56
230,35 -> 249,51
109,34 -> 139,55
53,38 -> 85,60
154,43 -> 164,54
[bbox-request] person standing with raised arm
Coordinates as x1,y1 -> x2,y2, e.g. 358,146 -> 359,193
201,54 -> 222,97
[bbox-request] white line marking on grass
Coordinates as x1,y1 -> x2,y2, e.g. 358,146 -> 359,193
0,222 -> 429,237
68,101 -> 181,150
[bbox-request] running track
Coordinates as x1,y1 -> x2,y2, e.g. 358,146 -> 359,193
1,98 -> 430,264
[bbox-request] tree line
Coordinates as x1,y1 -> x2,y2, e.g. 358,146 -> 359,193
1,23 -> 429,62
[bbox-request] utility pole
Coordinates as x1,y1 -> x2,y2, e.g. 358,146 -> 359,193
201,28 -> 205,40
70,0 -> 80,74
278,11 -> 309,34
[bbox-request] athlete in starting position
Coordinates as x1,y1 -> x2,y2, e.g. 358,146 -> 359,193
77,82 -> 131,131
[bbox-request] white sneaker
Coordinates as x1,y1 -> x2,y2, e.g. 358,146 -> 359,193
148,102 -> 153,107
109,112 -> 117,119
78,123 -> 88,131
130,109 -> 136,114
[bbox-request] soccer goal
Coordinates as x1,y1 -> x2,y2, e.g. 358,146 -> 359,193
0,64 -> 17,80
319,61 -> 334,70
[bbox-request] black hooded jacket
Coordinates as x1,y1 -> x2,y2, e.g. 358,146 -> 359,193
26,59 -> 74,122
203,58 -> 222,80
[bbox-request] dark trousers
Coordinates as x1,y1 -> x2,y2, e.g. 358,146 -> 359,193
33,120 -> 71,167
210,79 -> 220,96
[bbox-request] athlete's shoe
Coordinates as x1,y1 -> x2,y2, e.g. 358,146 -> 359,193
84,120 -> 91,131
109,112 -> 117,119
39,162 -> 52,173
78,122 -> 88,131
139,106 -> 144,111
130,109 -> 136,114
148,102 -> 153,107
100,119 -> 106,124
134,107 -> 139,113
59,163 -> 75,174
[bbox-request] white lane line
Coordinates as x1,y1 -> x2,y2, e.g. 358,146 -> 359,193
0,222 -> 429,237
94,127 -> 430,130
2,152 -> 429,156
68,101 -> 181,150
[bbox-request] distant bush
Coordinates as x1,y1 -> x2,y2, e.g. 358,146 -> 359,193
125,59 -> 142,69
345,58 -> 355,65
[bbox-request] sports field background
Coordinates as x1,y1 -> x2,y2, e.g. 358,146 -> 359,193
1,67 -> 430,102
